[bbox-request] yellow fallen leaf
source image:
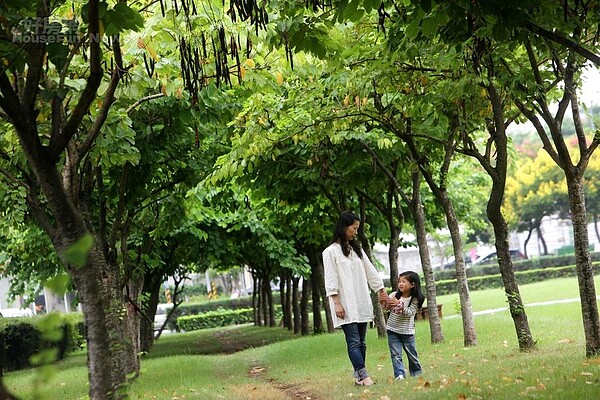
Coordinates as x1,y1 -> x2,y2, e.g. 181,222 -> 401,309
558,338 -> 575,343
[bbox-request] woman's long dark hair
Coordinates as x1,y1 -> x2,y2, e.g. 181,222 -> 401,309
331,210 -> 363,259
395,270 -> 425,308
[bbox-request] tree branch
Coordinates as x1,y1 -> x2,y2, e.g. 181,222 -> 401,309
126,93 -> 166,114
48,0 -> 103,162
526,22 -> 600,66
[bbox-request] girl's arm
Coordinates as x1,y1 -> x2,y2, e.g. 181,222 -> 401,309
403,298 -> 420,317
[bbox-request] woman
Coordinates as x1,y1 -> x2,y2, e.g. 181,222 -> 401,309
323,211 -> 388,386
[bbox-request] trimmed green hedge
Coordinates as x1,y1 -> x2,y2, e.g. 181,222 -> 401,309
434,252 -> 600,281
435,263 -> 600,295
177,308 -> 254,331
0,313 -> 85,373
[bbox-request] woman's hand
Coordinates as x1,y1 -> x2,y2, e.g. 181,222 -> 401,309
331,294 -> 346,319
334,302 -> 346,319
377,289 -> 388,308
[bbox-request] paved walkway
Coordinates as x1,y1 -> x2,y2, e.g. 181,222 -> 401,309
446,295 -> 600,319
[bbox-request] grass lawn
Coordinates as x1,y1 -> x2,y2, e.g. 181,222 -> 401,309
5,276 -> 600,399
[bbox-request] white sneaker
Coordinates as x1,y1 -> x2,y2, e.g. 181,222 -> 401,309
395,375 -> 405,381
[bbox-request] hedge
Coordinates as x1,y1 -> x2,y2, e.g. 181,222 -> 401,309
433,252 -> 600,282
435,263 -> 600,295
0,313 -> 85,373
177,308 -> 254,331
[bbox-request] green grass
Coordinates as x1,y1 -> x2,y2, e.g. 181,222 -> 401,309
5,276 -> 600,399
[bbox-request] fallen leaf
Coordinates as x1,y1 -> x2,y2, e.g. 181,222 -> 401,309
558,338 -> 575,343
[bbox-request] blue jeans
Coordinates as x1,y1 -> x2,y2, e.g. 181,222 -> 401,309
387,330 -> 422,379
341,322 -> 369,380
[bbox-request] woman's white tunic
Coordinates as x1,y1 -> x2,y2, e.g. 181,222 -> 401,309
323,243 -> 384,329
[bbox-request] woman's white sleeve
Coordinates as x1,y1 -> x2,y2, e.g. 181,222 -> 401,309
323,248 -> 339,297
362,250 -> 384,292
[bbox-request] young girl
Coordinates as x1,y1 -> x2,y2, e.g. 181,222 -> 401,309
385,270 -> 425,380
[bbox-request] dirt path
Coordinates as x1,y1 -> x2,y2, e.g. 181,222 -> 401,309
211,329 -> 322,399
248,365 -> 322,400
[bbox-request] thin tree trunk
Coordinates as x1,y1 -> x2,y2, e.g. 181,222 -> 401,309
411,169 -> 444,343
523,227 -> 534,259
284,272 -> 293,330
536,226 -> 549,255
357,202 -> 387,338
566,175 -> 600,356
140,273 -> 162,353
444,197 -> 478,347
311,271 -> 324,334
403,127 -> 477,347
124,278 -> 143,378
308,245 -> 331,333
292,276 -> 301,334
300,276 -> 311,335
486,82 -> 535,351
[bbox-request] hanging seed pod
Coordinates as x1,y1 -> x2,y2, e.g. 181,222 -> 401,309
201,32 -> 207,59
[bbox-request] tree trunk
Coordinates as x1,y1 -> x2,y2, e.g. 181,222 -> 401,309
311,271 -> 324,334
486,82 -> 535,351
386,194 -> 401,290
124,277 -> 144,377
72,246 -> 126,399
404,129 -> 476,347
488,205 -> 536,350
443,194 -> 478,347
566,175 -> 600,356
252,274 -> 261,326
300,276 -> 311,335
292,276 -> 301,334
140,272 -> 162,353
411,169 -> 444,343
358,221 -> 387,339
283,272 -> 293,330
523,227 -> 533,259
536,226 -> 549,255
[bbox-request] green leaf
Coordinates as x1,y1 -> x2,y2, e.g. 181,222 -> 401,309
63,234 -> 93,268
45,273 -> 70,296
47,42 -> 70,70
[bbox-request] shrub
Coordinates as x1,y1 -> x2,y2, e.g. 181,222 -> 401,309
177,308 -> 254,331
0,313 -> 85,373
435,264 -> 600,295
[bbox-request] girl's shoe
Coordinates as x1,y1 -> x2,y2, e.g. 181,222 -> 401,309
395,375 -> 405,381
354,376 -> 374,386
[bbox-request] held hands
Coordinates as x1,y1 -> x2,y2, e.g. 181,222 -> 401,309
377,289 -> 389,308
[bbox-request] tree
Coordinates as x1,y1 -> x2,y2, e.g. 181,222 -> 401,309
0,0 -> 271,396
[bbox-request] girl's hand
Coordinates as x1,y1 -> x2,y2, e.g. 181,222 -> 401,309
388,297 -> 400,307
